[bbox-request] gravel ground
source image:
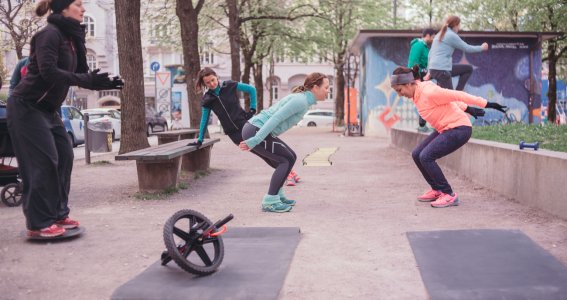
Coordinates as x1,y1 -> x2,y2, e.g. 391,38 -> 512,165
1,126 -> 566,300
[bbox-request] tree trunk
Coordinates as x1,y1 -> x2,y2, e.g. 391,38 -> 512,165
176,0 -> 204,129
335,62 -> 346,126
227,0 -> 241,81
115,0 -> 149,153
547,41 -> 557,123
253,63 -> 264,112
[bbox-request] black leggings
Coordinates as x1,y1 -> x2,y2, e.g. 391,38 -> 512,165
429,64 -> 473,91
241,122 -> 297,195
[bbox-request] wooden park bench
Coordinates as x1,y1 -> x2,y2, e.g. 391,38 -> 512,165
115,138 -> 220,192
153,128 -> 200,145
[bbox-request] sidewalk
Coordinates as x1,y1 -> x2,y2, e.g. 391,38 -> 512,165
1,127 -> 566,299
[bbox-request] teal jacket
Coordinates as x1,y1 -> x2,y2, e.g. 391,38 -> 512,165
428,28 -> 483,71
245,91 -> 316,149
407,38 -> 429,72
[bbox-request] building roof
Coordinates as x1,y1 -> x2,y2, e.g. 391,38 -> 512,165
348,29 -> 563,55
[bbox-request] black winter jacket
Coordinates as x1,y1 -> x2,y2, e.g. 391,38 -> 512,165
11,23 -> 94,112
201,80 -> 249,134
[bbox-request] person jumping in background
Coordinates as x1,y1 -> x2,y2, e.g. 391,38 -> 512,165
8,0 -> 123,238
189,67 -> 301,183
390,66 -> 506,208
425,15 -> 488,91
239,72 -> 330,213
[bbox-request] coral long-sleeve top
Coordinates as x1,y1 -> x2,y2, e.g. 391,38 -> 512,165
413,81 -> 487,132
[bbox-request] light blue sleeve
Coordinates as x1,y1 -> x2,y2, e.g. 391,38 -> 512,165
446,31 -> 483,53
197,107 -> 211,142
245,97 -> 304,149
237,82 -> 257,110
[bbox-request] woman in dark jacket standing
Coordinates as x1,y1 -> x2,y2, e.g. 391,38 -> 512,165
8,0 -> 122,238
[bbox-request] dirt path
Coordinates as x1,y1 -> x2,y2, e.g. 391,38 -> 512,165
1,127 -> 566,300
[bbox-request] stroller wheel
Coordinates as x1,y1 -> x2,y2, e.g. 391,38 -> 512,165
1,183 -> 22,207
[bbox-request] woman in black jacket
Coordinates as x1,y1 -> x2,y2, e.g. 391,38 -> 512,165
8,0 -> 123,238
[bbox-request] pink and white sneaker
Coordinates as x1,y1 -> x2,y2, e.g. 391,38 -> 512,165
431,192 -> 459,208
417,189 -> 443,202
286,173 -> 296,186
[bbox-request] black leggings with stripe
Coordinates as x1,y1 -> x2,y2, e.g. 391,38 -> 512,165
241,122 -> 297,195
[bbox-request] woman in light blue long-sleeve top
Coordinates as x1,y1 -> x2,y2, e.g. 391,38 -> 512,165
426,15 -> 488,91
239,73 -> 330,213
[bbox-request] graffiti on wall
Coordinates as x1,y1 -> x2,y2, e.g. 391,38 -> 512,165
360,37 -> 542,136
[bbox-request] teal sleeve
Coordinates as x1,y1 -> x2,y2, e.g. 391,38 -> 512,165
237,82 -> 257,110
197,107 -> 211,142
245,98 -> 304,148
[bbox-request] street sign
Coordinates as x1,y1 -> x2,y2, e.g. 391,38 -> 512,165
150,61 -> 160,72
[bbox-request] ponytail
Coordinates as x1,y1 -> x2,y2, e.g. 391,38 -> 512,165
438,15 -> 461,42
36,0 -> 51,17
292,72 -> 327,94
292,86 -> 307,93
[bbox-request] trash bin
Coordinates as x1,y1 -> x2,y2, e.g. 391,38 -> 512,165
87,121 -> 112,152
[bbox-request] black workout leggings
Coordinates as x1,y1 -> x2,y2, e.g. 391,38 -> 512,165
430,64 -> 473,91
241,122 -> 297,195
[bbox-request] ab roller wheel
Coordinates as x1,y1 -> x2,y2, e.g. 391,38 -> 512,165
161,209 -> 233,276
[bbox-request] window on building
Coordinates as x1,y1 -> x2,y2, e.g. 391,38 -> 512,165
83,15 -> 95,37
327,83 -> 335,100
99,91 -> 120,97
87,53 -> 97,70
271,85 -> 278,101
201,50 -> 214,65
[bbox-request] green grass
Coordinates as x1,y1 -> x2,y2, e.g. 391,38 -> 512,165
472,124 -> 567,152
91,160 -> 112,165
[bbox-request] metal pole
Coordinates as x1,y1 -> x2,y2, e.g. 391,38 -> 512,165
84,113 -> 90,164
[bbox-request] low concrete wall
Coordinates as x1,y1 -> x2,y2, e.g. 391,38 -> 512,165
391,128 -> 567,220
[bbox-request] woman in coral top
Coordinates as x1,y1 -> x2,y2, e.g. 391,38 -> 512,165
391,66 -> 506,208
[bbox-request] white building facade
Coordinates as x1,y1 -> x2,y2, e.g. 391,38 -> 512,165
2,0 -> 336,124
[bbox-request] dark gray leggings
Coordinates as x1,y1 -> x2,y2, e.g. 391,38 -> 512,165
411,126 -> 472,195
241,122 -> 296,195
429,64 -> 473,91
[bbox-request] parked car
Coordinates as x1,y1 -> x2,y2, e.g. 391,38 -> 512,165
60,105 -> 85,147
297,109 -> 335,127
81,108 -> 121,140
146,106 -> 168,136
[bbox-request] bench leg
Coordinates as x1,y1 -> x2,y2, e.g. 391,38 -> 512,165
181,145 -> 213,172
136,158 -> 181,192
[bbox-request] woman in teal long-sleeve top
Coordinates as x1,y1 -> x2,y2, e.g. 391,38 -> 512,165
239,72 -> 330,213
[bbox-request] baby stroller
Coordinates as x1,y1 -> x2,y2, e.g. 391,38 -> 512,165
0,101 -> 22,207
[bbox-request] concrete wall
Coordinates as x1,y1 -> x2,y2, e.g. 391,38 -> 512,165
391,128 -> 567,220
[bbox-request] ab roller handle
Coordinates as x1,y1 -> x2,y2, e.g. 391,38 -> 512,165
519,141 -> 539,151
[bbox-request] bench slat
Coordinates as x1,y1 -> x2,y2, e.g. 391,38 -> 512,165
115,138 -> 220,161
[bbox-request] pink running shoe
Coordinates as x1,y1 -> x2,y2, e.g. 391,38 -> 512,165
431,192 -> 459,208
28,224 -> 66,238
286,173 -> 296,186
290,170 -> 301,182
55,217 -> 80,229
417,189 -> 443,202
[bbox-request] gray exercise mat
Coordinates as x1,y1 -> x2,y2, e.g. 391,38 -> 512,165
407,229 -> 567,300
111,227 -> 300,300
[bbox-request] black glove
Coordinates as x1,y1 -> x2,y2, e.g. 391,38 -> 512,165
88,68 -> 112,90
464,106 -> 486,119
486,102 -> 507,113
245,108 -> 256,120
109,75 -> 124,90
187,140 -> 202,148
418,116 -> 426,127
